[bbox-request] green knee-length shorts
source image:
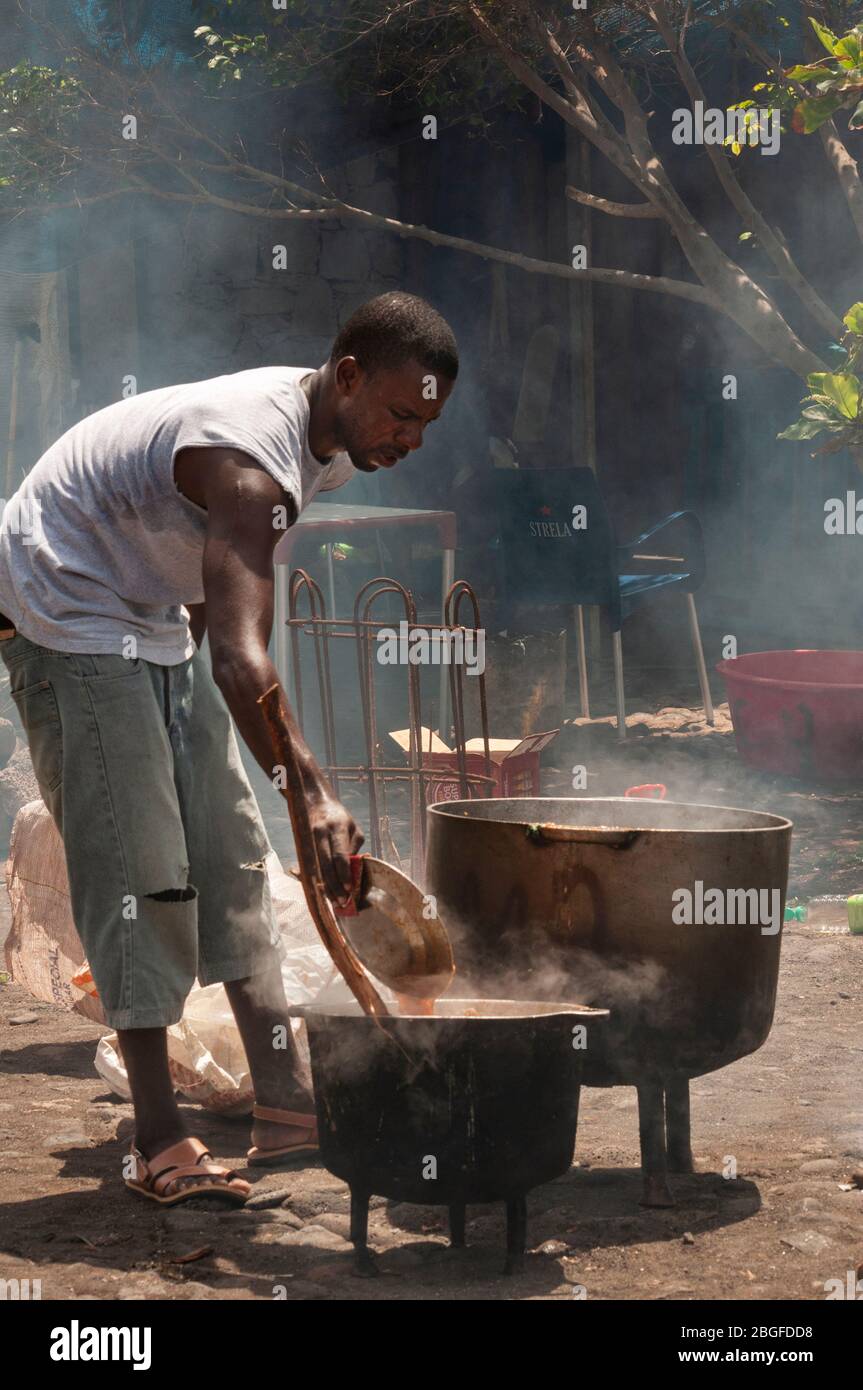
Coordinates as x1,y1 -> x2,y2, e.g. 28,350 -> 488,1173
1,632 -> 281,1029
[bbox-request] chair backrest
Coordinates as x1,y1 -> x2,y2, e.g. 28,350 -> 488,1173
494,466 -> 619,612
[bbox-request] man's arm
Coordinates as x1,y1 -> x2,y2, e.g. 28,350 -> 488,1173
176,445 -> 362,899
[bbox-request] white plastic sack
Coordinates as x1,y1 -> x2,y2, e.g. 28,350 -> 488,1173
4,800 -> 105,1023
95,942 -> 338,1115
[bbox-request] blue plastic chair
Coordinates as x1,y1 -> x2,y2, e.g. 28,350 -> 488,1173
494,467 -> 715,739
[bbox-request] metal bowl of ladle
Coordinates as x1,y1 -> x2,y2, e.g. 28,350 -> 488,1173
334,854 -> 455,1007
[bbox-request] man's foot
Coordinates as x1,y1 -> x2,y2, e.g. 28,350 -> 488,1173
135,1125 -> 190,1164
247,1101 -> 319,1166
125,1136 -> 250,1204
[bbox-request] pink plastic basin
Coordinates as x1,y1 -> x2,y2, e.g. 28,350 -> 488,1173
716,650 -> 863,780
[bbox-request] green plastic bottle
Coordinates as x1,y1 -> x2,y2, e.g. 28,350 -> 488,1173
847,894 -> 863,936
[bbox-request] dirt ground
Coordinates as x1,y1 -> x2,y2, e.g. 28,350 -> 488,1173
1,713 -> 862,1302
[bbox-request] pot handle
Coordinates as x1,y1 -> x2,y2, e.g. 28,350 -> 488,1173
525,823 -> 642,849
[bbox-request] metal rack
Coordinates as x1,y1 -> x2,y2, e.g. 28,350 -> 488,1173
285,570 -> 493,875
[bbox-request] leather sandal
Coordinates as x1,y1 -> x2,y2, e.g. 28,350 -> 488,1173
246,1104 -> 319,1166
124,1136 -> 250,1206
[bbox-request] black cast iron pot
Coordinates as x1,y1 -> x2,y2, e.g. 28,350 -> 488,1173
299,997 -> 608,1274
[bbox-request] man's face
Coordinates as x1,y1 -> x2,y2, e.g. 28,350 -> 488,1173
332,357 -> 455,473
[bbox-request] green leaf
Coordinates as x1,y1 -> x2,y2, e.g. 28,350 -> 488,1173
850,99 -> 863,130
193,25 -> 212,37
806,372 -> 860,419
801,403 -> 841,423
784,62 -> 828,81
778,419 -> 830,440
843,303 -> 863,335
809,17 -> 840,55
835,35 -> 862,66
796,93 -> 846,132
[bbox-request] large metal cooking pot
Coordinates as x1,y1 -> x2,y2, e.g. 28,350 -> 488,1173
425,797 -> 792,1086
300,997 -> 608,1273
425,797 -> 791,1206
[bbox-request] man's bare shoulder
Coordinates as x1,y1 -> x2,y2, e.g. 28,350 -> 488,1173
174,446 -> 294,523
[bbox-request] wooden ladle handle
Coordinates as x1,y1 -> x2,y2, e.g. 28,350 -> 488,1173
257,683 -> 389,1018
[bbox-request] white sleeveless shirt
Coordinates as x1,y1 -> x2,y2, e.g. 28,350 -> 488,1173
0,366 -> 354,664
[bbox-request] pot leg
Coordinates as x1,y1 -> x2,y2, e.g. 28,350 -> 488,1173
349,1188 -> 378,1278
637,1083 -> 675,1208
665,1078 -> 694,1173
449,1202 -> 467,1249
503,1195 -> 527,1276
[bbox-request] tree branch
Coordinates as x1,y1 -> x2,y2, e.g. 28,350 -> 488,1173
516,0 -> 643,175
647,0 -> 843,340
731,7 -> 863,249
6,167 -> 720,309
136,173 -> 723,306
726,20 -> 781,75
133,97 -> 723,308
819,119 -> 863,241
565,186 -> 661,217
2,186 -> 140,219
464,1 -> 654,197
504,6 -> 824,377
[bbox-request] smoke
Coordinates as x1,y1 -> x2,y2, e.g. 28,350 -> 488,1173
446,938 -> 696,1068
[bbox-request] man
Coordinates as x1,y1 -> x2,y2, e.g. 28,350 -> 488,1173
0,291 -> 458,1204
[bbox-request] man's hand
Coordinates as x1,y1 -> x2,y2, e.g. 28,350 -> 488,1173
308,794 -> 365,902
174,445 -> 367,903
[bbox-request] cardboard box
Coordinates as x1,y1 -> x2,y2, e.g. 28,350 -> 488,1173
389,726 -> 558,802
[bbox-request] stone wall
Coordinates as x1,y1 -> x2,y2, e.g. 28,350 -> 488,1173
132,149 -> 403,391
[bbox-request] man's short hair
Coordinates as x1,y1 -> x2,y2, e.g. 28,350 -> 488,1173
330,292 -> 458,380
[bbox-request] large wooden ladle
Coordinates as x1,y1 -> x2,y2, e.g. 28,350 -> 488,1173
257,684 -> 454,1014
